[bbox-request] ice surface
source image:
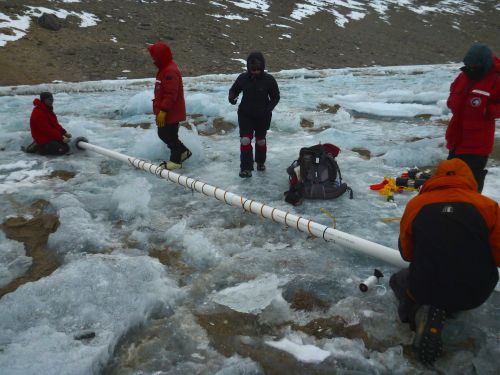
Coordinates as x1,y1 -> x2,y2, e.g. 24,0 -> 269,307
0,233 -> 31,288
0,254 -> 182,375
0,64 -> 499,373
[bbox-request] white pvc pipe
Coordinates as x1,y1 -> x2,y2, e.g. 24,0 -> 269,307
75,139 -> 410,268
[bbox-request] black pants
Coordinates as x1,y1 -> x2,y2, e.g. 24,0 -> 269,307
390,268 -> 419,329
39,141 -> 70,156
158,123 -> 188,163
447,151 -> 488,193
238,111 -> 271,171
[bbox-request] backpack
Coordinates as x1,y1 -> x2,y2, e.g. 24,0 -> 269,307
284,143 -> 353,205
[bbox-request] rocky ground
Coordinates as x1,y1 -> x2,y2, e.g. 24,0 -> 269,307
1,0 -> 499,85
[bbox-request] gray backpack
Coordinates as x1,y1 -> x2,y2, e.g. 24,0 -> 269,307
285,144 -> 353,205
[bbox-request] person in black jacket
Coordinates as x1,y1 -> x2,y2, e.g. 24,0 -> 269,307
228,52 -> 280,177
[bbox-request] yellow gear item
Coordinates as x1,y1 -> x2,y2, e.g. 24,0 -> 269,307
378,177 -> 398,196
382,217 -> 401,222
156,110 -> 167,128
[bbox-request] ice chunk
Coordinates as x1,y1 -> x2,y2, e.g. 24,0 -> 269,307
47,206 -> 111,255
266,338 -> 330,363
121,90 -> 153,116
0,254 -> 182,375
111,176 -> 151,219
211,274 -> 285,314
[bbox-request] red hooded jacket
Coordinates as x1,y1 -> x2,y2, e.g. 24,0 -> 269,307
147,42 -> 186,124
445,56 -> 500,156
30,99 -> 66,145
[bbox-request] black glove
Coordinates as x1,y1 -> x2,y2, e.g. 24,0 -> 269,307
228,95 -> 237,105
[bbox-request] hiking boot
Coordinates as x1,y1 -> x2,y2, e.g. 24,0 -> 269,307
239,170 -> 252,178
159,161 -> 182,170
413,305 -> 446,365
256,163 -> 266,171
24,141 -> 39,154
180,149 -> 192,163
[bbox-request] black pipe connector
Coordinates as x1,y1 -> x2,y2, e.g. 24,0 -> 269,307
74,137 -> 89,150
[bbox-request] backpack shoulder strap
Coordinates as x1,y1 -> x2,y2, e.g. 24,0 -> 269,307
336,160 -> 342,184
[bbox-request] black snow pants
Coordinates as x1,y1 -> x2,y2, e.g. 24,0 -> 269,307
158,123 -> 189,163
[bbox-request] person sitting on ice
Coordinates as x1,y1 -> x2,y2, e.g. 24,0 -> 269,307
28,92 -> 71,155
390,158 -> 500,365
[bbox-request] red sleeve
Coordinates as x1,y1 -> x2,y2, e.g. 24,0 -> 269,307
159,70 -> 179,111
446,76 -> 461,114
31,111 -> 64,141
488,76 -> 500,119
53,113 -> 66,135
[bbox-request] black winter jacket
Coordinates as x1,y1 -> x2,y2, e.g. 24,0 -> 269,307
229,52 -> 280,117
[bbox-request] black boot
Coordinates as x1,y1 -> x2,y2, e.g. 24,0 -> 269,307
239,170 -> 252,178
413,305 -> 446,365
180,149 -> 192,162
240,150 -> 254,172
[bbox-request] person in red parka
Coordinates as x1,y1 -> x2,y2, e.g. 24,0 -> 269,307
445,44 -> 500,192
147,42 -> 191,170
29,92 -> 71,155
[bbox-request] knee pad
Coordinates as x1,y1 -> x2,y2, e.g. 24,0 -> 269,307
240,136 -> 252,146
256,138 -> 266,147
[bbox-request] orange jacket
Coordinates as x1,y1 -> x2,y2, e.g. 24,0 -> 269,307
399,158 -> 500,266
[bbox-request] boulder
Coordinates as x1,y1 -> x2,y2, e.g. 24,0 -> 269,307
38,13 -> 62,31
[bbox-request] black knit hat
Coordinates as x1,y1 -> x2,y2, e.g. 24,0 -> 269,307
463,44 -> 493,72
40,92 -> 53,102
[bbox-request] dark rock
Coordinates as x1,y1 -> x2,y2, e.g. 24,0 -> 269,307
414,113 -> 432,119
49,170 -> 77,181
352,147 -> 371,159
300,118 -> 314,128
74,331 -> 96,340
317,103 -> 341,114
213,117 -> 236,133
38,13 -> 62,31
290,290 -> 330,311
121,122 -> 151,129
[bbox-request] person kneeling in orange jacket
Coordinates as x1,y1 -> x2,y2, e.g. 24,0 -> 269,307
390,158 -> 500,365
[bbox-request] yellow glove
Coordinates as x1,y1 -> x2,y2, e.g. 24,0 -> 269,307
62,135 -> 70,143
64,132 -> 72,138
156,111 -> 167,128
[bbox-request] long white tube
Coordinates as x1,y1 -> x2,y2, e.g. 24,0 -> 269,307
76,139 -> 408,268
